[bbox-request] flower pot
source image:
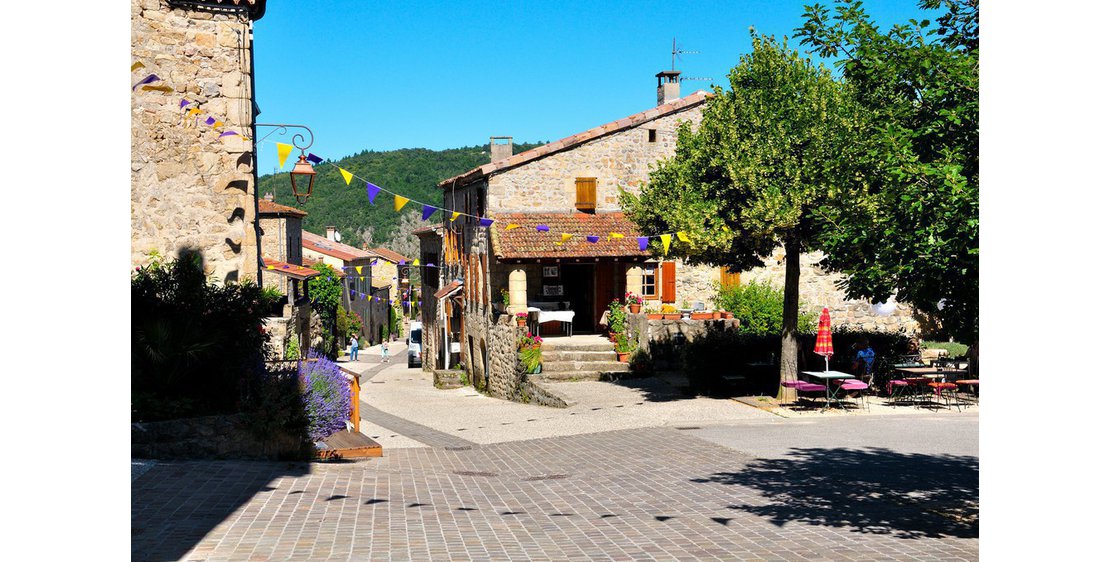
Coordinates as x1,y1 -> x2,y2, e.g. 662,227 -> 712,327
724,312 -> 734,319
628,304 -> 641,314
663,313 -> 681,320
712,311 -> 721,320
516,318 -> 527,327
617,352 -> 630,363
646,313 -> 664,320
691,312 -> 712,320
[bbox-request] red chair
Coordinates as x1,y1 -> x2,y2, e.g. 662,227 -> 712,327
928,381 -> 962,411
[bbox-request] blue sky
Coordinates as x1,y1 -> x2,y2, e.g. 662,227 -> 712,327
253,0 -> 937,173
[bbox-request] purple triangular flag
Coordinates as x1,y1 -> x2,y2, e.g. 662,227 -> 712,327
479,218 -> 494,227
132,74 -> 159,90
307,153 -> 323,164
205,116 -> 216,126
536,224 -> 550,232
427,262 -> 436,268
586,235 -> 600,243
179,98 -> 191,108
637,237 -> 649,251
366,182 -> 381,204
219,131 -> 239,137
422,205 -> 437,221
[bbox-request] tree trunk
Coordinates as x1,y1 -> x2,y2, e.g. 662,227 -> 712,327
777,241 -> 802,402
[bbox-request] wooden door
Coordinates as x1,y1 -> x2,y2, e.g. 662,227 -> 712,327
595,262 -> 615,330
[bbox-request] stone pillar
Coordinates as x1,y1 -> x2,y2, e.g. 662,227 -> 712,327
508,269 -> 528,314
625,265 -> 643,299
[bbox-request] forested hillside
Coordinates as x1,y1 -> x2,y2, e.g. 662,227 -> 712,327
258,143 -> 543,252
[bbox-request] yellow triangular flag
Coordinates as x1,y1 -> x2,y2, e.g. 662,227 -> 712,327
339,168 -> 353,185
394,195 -> 410,211
367,295 -> 372,301
450,211 -> 460,221
359,276 -> 364,281
276,142 -> 293,169
677,231 -> 690,243
505,223 -> 520,231
266,265 -> 274,270
131,61 -> 145,71
413,259 -> 421,266
356,266 -> 363,275
661,234 -> 672,256
608,232 -> 625,241
187,107 -> 201,117
556,233 -> 574,245
213,121 -> 223,128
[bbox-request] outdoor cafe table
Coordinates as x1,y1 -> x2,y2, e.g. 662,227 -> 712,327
800,370 -> 856,409
895,366 -> 969,406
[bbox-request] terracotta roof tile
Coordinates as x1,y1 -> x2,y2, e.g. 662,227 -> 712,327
438,91 -> 711,188
433,280 -> 463,299
489,212 -> 649,260
302,231 -> 375,262
369,247 -> 410,264
259,199 -> 307,217
262,258 -> 320,280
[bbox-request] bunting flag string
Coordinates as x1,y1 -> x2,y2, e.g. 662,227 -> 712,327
137,70 -> 701,253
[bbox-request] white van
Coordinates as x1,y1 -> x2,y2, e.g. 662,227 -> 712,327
407,322 -> 422,368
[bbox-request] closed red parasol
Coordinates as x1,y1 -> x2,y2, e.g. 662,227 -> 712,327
814,307 -> 834,371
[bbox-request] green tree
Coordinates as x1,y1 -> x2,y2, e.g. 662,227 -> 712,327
307,262 -> 343,359
794,0 -> 979,341
621,34 -> 871,398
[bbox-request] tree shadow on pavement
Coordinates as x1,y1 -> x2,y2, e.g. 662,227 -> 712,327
606,374 -> 692,402
691,447 -> 978,539
132,460 -> 310,561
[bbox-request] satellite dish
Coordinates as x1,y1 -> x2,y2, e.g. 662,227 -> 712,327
334,231 -> 342,242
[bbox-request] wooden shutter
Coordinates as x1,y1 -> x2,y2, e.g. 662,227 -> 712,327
719,267 -> 741,289
661,261 -> 676,303
575,178 -> 597,212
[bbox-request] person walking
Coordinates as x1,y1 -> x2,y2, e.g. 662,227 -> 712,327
381,339 -> 389,363
349,334 -> 359,361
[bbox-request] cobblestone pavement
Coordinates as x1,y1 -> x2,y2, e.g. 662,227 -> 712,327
133,424 -> 978,561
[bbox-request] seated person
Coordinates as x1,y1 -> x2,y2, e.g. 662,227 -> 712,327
851,337 -> 876,383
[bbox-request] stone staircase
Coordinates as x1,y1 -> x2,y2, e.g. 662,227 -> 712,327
535,334 -> 630,382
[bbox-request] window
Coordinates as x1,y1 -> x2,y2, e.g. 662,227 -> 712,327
647,129 -> 657,143
644,261 -> 676,302
642,265 -> 657,298
575,177 -> 597,213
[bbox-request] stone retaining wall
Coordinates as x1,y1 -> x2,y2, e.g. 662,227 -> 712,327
131,414 -> 310,460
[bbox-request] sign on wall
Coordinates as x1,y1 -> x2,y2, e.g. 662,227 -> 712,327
543,285 -> 564,296
542,266 -> 559,278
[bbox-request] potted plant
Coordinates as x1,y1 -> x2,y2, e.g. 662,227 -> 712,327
661,304 -> 680,320
500,288 -> 511,312
712,310 -> 722,320
624,292 -> 643,314
643,305 -> 663,320
607,299 -> 627,340
518,332 -> 543,374
515,312 -> 528,327
615,333 -> 634,362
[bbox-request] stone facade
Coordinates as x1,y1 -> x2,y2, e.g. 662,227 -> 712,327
131,0 -> 260,283
487,107 -> 704,212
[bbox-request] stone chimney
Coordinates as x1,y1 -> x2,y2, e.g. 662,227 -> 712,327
656,70 -> 681,105
490,136 -> 513,162
325,226 -> 337,242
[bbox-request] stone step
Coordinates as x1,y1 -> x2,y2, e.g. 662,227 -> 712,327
541,342 -> 615,353
534,370 -> 632,382
542,360 -> 630,373
542,349 -> 618,362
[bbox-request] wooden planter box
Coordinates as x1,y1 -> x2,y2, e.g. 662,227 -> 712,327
646,313 -> 664,320
663,314 -> 681,320
690,312 -> 713,320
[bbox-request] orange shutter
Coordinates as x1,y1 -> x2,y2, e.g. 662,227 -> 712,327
661,261 -> 676,303
719,267 -> 741,289
575,178 -> 597,212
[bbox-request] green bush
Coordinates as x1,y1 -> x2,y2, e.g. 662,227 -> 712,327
712,281 -> 816,335
607,299 -> 626,335
132,251 -> 272,422
923,340 -> 969,358
284,336 -> 301,360
307,263 -> 343,359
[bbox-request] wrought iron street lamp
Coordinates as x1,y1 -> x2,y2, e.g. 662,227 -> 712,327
256,123 -> 316,203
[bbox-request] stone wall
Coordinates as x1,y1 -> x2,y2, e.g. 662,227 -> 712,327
259,214 -> 302,267
737,247 -> 919,333
131,0 -> 258,283
371,260 -> 399,294
131,414 -> 311,460
487,106 -> 705,212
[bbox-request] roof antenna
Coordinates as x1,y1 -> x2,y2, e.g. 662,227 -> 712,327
671,38 -> 712,83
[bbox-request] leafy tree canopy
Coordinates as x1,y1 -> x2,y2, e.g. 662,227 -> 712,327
795,0 -> 979,340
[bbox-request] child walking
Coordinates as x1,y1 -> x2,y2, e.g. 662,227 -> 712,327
380,340 -> 389,363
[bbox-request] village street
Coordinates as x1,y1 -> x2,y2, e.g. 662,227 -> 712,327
132,347 -> 978,561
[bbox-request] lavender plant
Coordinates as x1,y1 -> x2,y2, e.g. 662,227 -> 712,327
299,350 -> 351,441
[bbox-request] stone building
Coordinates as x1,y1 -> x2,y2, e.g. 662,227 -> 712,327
365,246 -> 412,312
131,0 -> 266,283
302,229 -> 391,345
421,70 -> 919,398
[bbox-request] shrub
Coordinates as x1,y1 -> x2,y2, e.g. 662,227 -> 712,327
607,299 -> 627,335
336,307 -> 364,341
923,340 -> 969,358
284,336 -> 301,360
132,251 -> 271,422
712,281 -> 816,335
239,365 -> 312,458
307,263 -> 343,359
299,351 -> 351,441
